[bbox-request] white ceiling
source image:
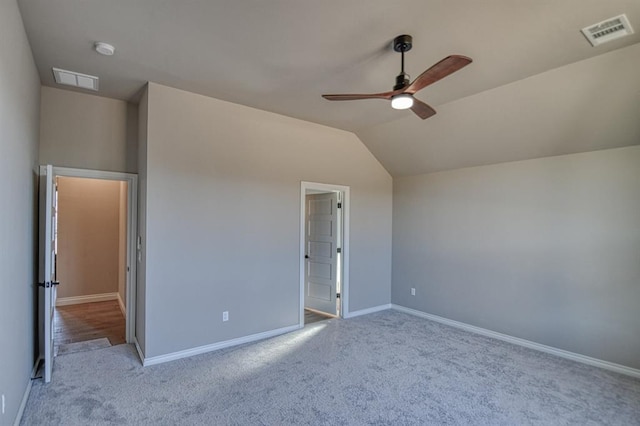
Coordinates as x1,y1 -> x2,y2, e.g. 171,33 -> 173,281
18,0 -> 640,176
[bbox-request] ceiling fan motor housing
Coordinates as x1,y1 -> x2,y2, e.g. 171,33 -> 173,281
394,73 -> 410,91
393,34 -> 413,53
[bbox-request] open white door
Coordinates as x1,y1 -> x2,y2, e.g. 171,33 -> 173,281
38,165 -> 58,383
304,193 -> 339,315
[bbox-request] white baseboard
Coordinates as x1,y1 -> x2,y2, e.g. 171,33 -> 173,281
344,303 -> 391,319
14,357 -> 41,426
56,292 -> 118,306
392,304 -> 640,379
117,293 -> 126,317
142,324 -> 302,367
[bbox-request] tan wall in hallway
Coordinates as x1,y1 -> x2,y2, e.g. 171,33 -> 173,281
118,181 -> 128,308
57,177 -> 122,298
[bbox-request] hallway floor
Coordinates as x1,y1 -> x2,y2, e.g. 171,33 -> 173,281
55,300 -> 125,346
304,308 -> 334,325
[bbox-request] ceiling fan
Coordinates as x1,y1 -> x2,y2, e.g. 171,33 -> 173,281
322,35 -> 472,119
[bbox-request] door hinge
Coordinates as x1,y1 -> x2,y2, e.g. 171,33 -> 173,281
336,293 -> 341,299
337,202 -> 342,209
336,248 -> 342,254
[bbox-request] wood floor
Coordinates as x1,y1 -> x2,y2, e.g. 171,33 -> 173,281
304,308 -> 334,324
55,300 -> 125,346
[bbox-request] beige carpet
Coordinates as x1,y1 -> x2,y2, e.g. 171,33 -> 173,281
55,338 -> 112,356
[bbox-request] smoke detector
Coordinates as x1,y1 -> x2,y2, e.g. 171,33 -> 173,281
581,14 -> 634,46
94,42 -> 115,56
52,68 -> 99,91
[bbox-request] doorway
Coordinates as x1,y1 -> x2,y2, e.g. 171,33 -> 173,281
299,182 -> 350,326
54,176 -> 128,351
40,167 -> 137,353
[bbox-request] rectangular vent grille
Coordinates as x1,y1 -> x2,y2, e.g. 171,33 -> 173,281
581,14 -> 634,46
52,68 -> 99,91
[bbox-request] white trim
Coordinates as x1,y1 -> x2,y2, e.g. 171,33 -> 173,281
134,337 -> 145,364
124,174 -> 138,344
343,304 -> 392,319
48,166 -> 138,344
14,357 -> 41,426
392,305 -> 640,379
51,166 -> 137,181
300,182 -> 350,326
117,293 -> 126,316
55,292 -> 118,306
142,324 -> 301,367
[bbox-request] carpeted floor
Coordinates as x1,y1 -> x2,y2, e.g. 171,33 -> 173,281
21,310 -> 640,425
55,337 -> 112,356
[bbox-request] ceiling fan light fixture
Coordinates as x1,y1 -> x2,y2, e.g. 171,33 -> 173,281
391,94 -> 414,110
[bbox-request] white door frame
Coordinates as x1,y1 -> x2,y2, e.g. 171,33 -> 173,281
47,166 -> 138,343
299,181 -> 350,326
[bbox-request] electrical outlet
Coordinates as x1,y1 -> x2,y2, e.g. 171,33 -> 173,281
222,311 -> 229,322
411,288 -> 416,296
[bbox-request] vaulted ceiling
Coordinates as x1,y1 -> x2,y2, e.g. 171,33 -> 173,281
18,0 -> 640,176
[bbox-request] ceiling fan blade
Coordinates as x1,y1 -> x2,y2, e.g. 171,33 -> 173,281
410,99 -> 437,120
322,89 -> 403,101
405,55 -> 472,94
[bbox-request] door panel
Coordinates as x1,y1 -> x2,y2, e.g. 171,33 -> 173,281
38,165 -> 56,383
309,262 -> 332,279
304,193 -> 338,315
309,220 -> 332,236
309,241 -> 332,259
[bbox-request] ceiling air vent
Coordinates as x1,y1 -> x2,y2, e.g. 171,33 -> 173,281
52,67 -> 99,91
581,14 -> 634,46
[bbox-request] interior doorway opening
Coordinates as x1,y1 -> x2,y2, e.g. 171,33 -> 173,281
299,182 -> 350,326
38,166 -> 138,381
54,176 -> 128,350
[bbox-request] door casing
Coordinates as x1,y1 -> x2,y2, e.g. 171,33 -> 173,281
299,181 -> 350,326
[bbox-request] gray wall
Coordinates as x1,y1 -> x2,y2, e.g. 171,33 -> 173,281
392,146 -> 640,369
141,83 -> 392,358
39,86 -> 138,172
0,0 -> 41,423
